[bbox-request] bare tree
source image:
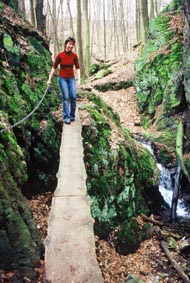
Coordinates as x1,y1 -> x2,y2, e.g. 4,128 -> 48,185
83,0 -> 90,75
139,0 -> 149,42
35,0 -> 46,33
154,0 -> 158,17
30,0 -> 36,27
136,0 -> 140,43
77,0 -> 85,77
19,0 -> 26,17
111,0 -> 117,58
67,0 -> 75,38
46,0 -> 60,57
103,0 -> 107,61
119,0 -> 127,53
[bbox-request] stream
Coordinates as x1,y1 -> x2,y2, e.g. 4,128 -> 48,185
140,140 -> 190,219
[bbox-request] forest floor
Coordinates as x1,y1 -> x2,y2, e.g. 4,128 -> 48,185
1,49 -> 190,283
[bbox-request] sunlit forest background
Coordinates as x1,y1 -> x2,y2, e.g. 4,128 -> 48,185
19,0 -> 171,75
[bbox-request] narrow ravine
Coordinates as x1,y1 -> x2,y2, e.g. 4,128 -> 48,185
2,50 -> 189,283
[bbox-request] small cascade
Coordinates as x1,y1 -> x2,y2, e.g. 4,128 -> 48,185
140,140 -> 189,218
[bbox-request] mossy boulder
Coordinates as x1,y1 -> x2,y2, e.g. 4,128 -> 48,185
0,131 -> 42,278
94,80 -> 133,92
0,3 -> 61,277
88,63 -> 101,75
0,2 -> 61,194
79,92 -> 162,253
95,67 -> 113,79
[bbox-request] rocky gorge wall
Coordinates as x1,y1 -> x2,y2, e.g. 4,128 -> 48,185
134,0 -> 190,188
0,2 -> 61,278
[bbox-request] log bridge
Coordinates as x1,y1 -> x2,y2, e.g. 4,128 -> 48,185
44,110 -> 104,283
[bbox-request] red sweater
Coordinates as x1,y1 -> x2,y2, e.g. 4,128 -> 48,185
53,51 -> 80,78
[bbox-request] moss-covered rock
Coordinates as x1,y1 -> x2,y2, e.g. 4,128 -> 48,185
134,8 -> 189,157
80,92 -> 161,252
134,14 -> 183,121
88,63 -> 101,75
0,131 -> 42,278
95,68 -> 113,79
0,2 -> 61,277
134,1 -> 190,200
94,80 -> 133,92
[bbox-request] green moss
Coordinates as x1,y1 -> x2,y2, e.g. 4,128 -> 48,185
135,16 -> 173,71
162,0 -> 183,12
88,92 -> 120,126
29,37 -> 46,55
134,8 -> 184,150
88,63 -> 101,75
0,3 -> 3,11
95,68 -> 112,79
94,80 -> 133,92
115,219 -> 142,254
81,94 -> 159,245
159,147 -> 175,167
140,115 -> 152,129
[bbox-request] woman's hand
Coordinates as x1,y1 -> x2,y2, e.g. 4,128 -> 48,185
47,67 -> 56,86
76,81 -> 81,89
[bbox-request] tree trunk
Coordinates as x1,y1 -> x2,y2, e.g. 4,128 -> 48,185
49,0 -> 60,57
67,0 -> 75,38
170,121 -> 183,223
30,0 -> 36,27
35,0 -> 46,33
139,0 -> 149,43
170,121 -> 189,223
119,0 -> 127,53
154,0 -> 158,17
83,0 -> 90,75
77,0 -> 85,78
161,241 -> 190,283
150,0 -> 155,20
136,0 -> 140,43
111,0 -> 119,58
18,0 -> 25,16
170,165 -> 181,223
103,0 -> 107,61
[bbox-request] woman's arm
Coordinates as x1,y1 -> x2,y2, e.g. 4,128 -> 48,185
76,68 -> 81,86
47,67 -> 56,85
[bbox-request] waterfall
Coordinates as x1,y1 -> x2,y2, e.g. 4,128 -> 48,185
140,140 -> 189,218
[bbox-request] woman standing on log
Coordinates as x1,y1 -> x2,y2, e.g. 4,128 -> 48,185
47,37 -> 81,124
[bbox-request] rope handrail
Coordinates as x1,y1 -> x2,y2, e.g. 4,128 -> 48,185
0,86 -> 50,134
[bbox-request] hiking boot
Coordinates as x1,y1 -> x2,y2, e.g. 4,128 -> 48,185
64,119 -> 71,125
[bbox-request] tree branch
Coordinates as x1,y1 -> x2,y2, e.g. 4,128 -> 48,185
160,240 -> 190,283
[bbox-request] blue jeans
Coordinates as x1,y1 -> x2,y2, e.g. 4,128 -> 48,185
58,77 -> 76,121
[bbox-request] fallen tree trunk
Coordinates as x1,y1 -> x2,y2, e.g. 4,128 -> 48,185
160,240 -> 190,283
141,213 -> 164,226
